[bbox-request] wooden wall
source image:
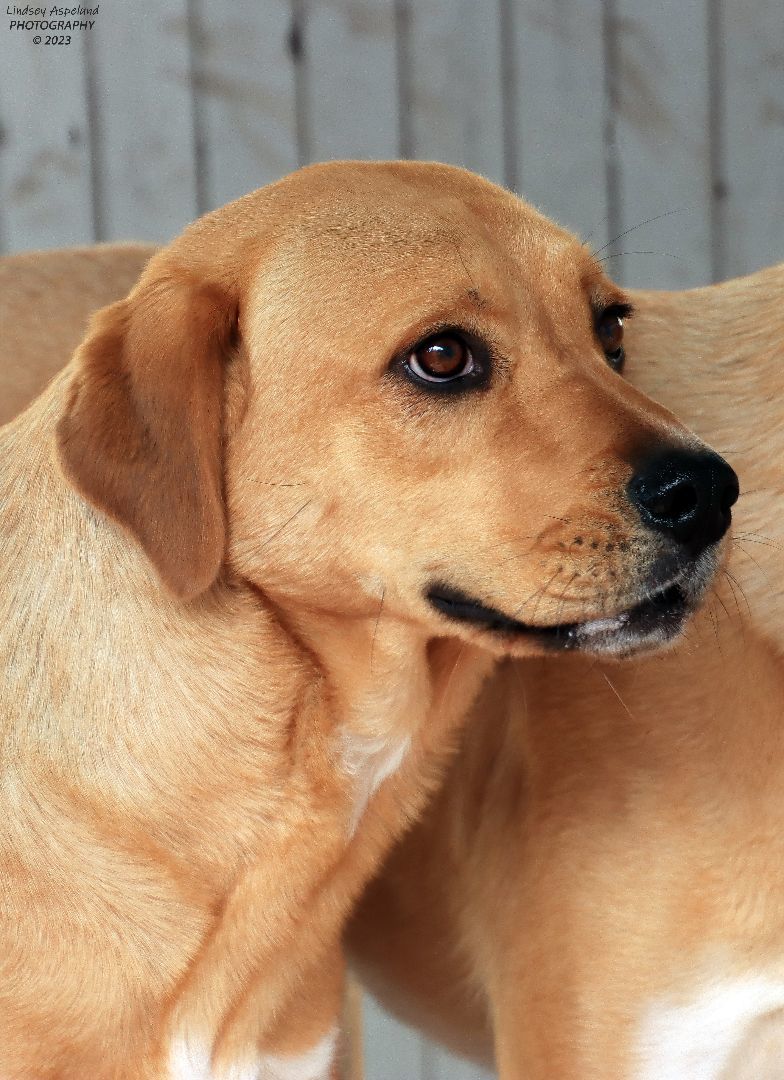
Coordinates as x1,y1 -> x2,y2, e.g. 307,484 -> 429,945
1,0 -> 782,290
1,3 -> 781,1076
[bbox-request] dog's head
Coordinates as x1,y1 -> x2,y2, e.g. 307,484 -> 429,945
57,162 -> 737,658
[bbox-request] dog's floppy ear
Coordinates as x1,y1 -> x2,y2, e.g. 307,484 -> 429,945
57,266 -> 237,600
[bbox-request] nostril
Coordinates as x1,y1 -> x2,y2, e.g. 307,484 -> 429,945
648,479 -> 699,524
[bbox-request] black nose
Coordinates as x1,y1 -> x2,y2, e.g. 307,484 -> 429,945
628,449 -> 739,554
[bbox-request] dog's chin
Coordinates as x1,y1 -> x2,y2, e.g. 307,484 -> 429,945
546,580 -> 693,658
426,551 -> 719,660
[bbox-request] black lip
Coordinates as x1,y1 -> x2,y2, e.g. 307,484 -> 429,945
426,581 -> 689,649
426,586 -> 544,636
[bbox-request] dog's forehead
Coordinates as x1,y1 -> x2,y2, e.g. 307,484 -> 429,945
284,175 -> 575,268
245,174 -> 593,320
181,162 -> 611,316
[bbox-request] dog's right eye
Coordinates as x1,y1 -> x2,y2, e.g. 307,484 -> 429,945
409,334 -> 473,381
400,331 -> 489,393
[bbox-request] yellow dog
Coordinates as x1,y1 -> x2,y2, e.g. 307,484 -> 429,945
0,163 -> 738,1078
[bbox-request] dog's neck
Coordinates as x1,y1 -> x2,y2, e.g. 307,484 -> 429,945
258,594 -> 494,829
0,370 -> 492,858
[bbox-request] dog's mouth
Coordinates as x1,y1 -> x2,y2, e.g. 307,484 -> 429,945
426,576 -> 694,656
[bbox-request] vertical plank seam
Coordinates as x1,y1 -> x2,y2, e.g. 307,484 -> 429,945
341,976 -> 365,1080
186,0 -> 208,216
0,64 -> 9,251
83,24 -> 104,242
420,1032 -> 434,1080
707,0 -> 727,282
291,0 -> 311,168
601,0 -> 622,277
498,0 -> 519,192
394,0 -> 413,158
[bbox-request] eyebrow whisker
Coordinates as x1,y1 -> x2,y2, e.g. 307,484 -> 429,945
590,206 -> 688,257
596,251 -> 681,263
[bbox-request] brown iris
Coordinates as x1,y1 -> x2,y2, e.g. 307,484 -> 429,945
409,334 -> 474,382
596,309 -> 625,370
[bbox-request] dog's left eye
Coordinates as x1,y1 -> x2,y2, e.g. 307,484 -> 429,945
596,307 -> 627,372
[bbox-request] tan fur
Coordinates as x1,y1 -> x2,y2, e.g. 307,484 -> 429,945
349,265 -> 784,1078
0,163 -> 717,1078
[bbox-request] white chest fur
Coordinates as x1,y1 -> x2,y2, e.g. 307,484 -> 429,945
169,1037 -> 259,1080
259,1030 -> 338,1080
169,1028 -> 336,1080
634,975 -> 784,1079
341,729 -> 411,833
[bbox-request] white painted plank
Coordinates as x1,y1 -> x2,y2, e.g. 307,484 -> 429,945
425,1042 -> 497,1080
0,31 -> 93,252
193,0 -> 299,209
363,993 -> 427,1080
611,0 -> 713,289
363,993 -> 496,1080
89,0 -> 197,242
720,0 -> 784,280
404,0 -> 506,185
509,0 -> 608,247
302,0 -> 399,161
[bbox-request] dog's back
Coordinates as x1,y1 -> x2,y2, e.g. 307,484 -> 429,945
0,244 -> 154,425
